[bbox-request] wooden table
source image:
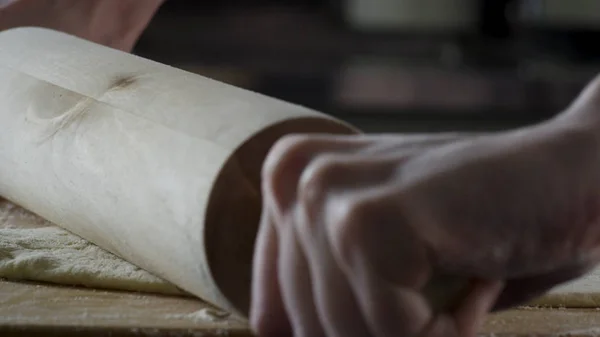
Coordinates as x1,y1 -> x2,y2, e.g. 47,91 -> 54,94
0,280 -> 247,337
2,280 -> 600,337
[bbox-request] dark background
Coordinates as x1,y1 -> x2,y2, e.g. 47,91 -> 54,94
134,0 -> 600,133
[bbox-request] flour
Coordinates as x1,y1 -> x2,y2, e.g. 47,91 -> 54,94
6,195 -> 600,312
529,267 -> 600,308
165,308 -> 232,323
0,200 -> 182,295
560,328 -> 600,336
0,200 -> 49,229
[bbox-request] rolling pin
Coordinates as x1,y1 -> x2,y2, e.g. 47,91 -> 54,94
0,27 -> 470,319
0,27 -> 357,316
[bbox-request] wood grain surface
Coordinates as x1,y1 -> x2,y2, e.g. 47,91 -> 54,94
482,308 -> 600,336
0,27 -> 357,316
2,279 -> 600,337
0,280 -> 249,337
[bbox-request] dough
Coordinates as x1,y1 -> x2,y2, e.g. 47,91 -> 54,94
527,267 -> 600,308
3,197 -> 600,308
0,199 -> 184,296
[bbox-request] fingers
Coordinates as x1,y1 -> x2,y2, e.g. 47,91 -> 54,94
277,212 -> 326,337
419,280 -> 502,337
250,204 -> 291,336
254,138 -> 393,337
349,263 -> 433,337
318,173 -> 430,287
255,137 -> 377,337
254,132 -> 508,337
293,200 -> 373,337
317,185 -> 437,337
261,135 -> 373,217
302,153 -> 502,337
294,152 -> 436,337
304,240 -> 373,337
293,151 -> 433,337
452,280 -> 503,337
261,132 -> 473,219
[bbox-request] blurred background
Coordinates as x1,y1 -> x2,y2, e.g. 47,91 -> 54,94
134,0 -> 600,133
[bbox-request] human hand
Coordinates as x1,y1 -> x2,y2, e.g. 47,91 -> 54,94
250,77 -> 600,337
0,0 -> 164,52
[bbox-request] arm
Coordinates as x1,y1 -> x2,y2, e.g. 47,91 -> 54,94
0,0 -> 166,51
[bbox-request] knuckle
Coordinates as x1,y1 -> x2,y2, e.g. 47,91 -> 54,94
297,155 -> 346,203
328,196 -> 374,264
261,134 -> 321,187
295,155 -> 355,237
261,134 -> 331,217
262,135 -> 303,179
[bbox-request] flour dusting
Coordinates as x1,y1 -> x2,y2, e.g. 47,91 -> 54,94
0,199 -> 182,295
165,308 -> 231,323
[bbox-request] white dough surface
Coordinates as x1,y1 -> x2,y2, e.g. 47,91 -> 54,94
2,198 -> 600,308
528,267 -> 600,308
0,199 -> 184,295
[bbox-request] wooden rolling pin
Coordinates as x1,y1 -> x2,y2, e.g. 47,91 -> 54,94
0,27 -> 473,322
0,27 -> 358,316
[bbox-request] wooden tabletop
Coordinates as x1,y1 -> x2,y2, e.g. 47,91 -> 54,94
2,280 -> 600,337
0,280 -> 248,337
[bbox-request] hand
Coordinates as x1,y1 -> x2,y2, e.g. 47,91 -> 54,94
250,76 -> 600,337
0,0 -> 165,52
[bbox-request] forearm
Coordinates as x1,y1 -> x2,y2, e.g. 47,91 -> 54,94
86,0 -> 166,51
0,0 -> 166,52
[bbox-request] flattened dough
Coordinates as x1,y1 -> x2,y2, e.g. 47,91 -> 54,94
3,198 -> 600,308
0,199 -> 184,296
528,267 -> 600,308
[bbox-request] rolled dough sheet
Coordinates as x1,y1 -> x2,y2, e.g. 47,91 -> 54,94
527,267 -> 600,308
3,197 -> 600,309
0,198 -> 185,296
